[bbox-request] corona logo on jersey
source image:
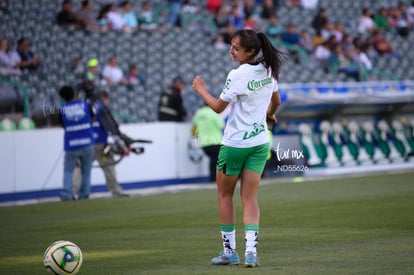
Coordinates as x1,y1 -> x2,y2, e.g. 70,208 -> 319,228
247,77 -> 272,92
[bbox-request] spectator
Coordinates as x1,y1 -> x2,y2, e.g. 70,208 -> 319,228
330,43 -> 360,81
181,0 -> 198,14
85,58 -> 102,88
260,0 -> 275,21
332,22 -> 345,42
213,34 -> 229,50
138,1 -> 159,31
0,37 -> 21,75
179,0 -> 198,29
265,15 -> 284,39
56,0 -> 82,29
311,7 -> 328,33
299,29 -> 314,54
373,7 -> 390,31
58,85 -> 94,201
102,56 -> 127,87
12,37 -> 41,72
314,40 -> 331,73
340,33 -> 356,60
168,0 -> 182,27
395,3 -> 410,38
321,21 -> 335,41
228,3 -> 244,30
76,0 -> 100,32
107,3 -> 127,32
312,29 -> 325,48
301,0 -> 318,10
120,0 -> 138,33
192,104 -> 225,182
356,8 -> 376,35
354,44 -> 373,72
158,76 -> 187,122
125,64 -> 146,87
281,23 -> 301,64
243,14 -> 257,30
281,23 -> 300,45
97,3 -> 112,31
243,0 -> 256,20
407,1 -> 414,25
370,29 -> 400,58
214,5 -> 230,33
221,23 -> 236,45
207,0 -> 222,14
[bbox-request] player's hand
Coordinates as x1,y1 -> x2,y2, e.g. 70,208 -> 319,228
266,114 -> 277,130
192,75 -> 205,94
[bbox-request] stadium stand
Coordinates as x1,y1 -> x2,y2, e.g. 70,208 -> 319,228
0,0 -> 413,125
0,1 -> 413,169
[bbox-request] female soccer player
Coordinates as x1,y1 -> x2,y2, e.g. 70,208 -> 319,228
192,29 -> 284,267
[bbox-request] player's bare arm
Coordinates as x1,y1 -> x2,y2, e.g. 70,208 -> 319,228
192,75 -> 228,113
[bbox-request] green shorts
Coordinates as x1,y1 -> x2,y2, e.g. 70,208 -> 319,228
217,143 -> 270,176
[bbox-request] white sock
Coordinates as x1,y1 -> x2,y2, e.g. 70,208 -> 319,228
245,230 -> 258,255
221,230 -> 236,255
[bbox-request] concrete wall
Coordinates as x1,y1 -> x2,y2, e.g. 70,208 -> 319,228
0,122 -> 209,195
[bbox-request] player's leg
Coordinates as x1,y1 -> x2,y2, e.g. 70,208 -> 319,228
211,146 -> 244,265
211,170 -> 240,265
240,143 -> 270,267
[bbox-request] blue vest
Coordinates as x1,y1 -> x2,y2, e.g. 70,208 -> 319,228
61,100 -> 94,151
91,99 -> 109,144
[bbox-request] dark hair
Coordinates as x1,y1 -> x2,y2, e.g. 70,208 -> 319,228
231,29 -> 284,80
172,75 -> 185,85
98,90 -> 109,99
17,37 -> 28,46
59,85 -> 75,102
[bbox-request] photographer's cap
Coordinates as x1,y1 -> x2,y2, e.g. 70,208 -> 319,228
87,58 -> 98,67
172,75 -> 185,85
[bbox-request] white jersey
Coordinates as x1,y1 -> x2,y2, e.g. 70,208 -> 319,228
219,63 -> 278,148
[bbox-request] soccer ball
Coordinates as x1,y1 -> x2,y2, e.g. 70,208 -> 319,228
43,240 -> 83,274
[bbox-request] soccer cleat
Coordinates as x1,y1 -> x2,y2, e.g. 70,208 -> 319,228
244,251 -> 259,267
211,250 -> 240,265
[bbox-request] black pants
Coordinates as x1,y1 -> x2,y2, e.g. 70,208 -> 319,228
202,145 -> 221,182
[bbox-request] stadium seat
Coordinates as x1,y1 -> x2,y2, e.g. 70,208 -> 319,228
18,117 -> 36,130
298,123 -> 327,167
0,118 -> 17,131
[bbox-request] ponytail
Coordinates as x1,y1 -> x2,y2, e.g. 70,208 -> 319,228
257,32 -> 285,81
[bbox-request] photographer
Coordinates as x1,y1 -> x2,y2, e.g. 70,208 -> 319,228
58,85 -> 94,201
76,81 -> 130,198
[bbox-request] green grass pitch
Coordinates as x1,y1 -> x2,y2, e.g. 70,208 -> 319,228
0,172 -> 413,274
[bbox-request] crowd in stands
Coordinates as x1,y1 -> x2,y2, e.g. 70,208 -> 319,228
2,0 -> 413,81
6,1 -> 413,79
1,0 -> 414,127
